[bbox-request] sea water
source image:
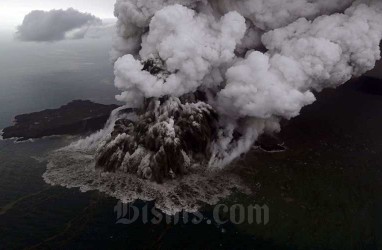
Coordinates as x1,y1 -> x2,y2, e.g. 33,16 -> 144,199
0,32 -> 258,249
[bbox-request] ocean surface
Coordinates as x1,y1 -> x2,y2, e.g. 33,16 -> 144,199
0,32 -> 260,249
0,31 -> 381,249
0,32 -> 119,129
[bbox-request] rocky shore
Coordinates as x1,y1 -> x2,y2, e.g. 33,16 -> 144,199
1,100 -> 119,141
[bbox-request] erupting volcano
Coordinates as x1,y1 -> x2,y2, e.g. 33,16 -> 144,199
44,0 -> 382,213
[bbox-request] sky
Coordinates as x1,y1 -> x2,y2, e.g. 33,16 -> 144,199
0,0 -> 116,30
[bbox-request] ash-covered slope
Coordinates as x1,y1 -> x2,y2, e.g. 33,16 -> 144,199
43,99 -> 245,214
96,90 -> 218,183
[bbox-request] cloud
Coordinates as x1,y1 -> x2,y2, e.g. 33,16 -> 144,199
110,0 -> 382,168
16,8 -> 102,42
42,0 -> 382,213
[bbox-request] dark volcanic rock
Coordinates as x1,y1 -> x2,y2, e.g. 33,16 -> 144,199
255,134 -> 286,152
1,100 -> 119,141
95,59 -> 220,183
95,95 -> 219,183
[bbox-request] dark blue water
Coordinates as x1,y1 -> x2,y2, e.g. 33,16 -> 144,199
0,33 -> 262,249
0,31 -> 381,249
0,33 -> 120,129
0,137 -> 266,249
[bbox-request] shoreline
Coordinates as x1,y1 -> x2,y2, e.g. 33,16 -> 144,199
1,100 -> 118,142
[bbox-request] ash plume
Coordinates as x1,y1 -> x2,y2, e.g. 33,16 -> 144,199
111,0 -> 382,168
16,8 -> 102,42
44,0 -> 382,213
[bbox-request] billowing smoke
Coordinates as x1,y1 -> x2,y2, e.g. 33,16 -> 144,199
110,0 -> 382,168
16,8 -> 103,42
44,0 -> 382,213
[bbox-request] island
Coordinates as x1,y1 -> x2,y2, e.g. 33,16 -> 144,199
1,100 -> 119,141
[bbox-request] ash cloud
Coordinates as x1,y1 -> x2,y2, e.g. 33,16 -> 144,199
44,0 -> 382,213
16,8 -> 103,42
111,0 -> 382,168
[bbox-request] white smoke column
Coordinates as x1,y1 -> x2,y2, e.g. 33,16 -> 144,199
42,0 -> 382,214
114,4 -> 246,104
111,0 -> 355,58
208,0 -> 355,30
111,0 -> 382,168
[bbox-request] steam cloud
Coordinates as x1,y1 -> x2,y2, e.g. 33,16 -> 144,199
44,0 -> 382,213
16,8 -> 103,41
112,0 -> 382,167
